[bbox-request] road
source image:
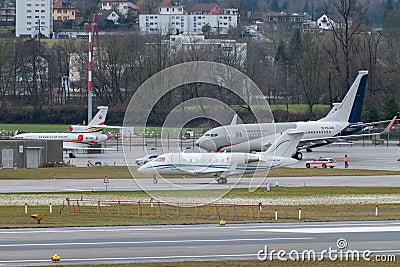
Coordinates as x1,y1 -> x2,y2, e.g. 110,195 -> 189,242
0,221 -> 399,266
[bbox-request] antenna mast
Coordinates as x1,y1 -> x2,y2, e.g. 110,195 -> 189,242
86,14 -> 98,124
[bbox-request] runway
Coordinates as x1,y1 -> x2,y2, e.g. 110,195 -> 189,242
0,221 -> 399,266
2,175 -> 400,193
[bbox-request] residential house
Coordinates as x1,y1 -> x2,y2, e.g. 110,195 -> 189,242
97,9 -> 121,25
158,0 -> 185,15
98,0 -> 140,18
0,0 -> 16,26
264,12 -> 305,30
316,14 -> 337,30
53,0 -> 76,22
190,4 -> 223,15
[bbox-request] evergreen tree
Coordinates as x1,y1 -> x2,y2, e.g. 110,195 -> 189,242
384,0 -> 394,18
383,98 -> 399,119
270,0 -> 280,12
281,0 -> 289,11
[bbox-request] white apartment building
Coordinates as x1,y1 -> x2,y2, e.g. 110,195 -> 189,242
169,33 -> 247,66
16,0 -> 53,38
139,14 -> 238,35
139,0 -> 238,35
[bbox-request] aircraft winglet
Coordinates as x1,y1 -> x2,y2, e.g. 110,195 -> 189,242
382,116 -> 397,134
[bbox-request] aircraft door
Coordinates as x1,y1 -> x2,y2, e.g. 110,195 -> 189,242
226,129 -> 231,144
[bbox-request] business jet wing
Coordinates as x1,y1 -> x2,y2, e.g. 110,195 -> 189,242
299,116 -> 397,149
347,117 -> 400,129
172,162 -> 238,176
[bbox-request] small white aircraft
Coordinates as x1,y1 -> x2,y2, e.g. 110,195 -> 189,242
196,70 -> 396,159
14,106 -> 122,157
138,129 -> 304,184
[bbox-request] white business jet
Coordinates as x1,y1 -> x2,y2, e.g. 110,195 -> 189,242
138,129 -> 304,184
196,70 -> 395,159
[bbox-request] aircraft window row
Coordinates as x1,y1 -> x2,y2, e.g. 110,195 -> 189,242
246,131 -> 261,137
205,133 -> 218,137
306,130 -> 332,134
185,157 -> 231,164
235,132 -> 243,138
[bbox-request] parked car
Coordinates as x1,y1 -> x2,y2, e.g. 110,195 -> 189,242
305,157 -> 337,168
135,154 -> 159,166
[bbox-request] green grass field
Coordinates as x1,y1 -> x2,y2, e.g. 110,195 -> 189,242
0,123 -> 69,133
231,104 -> 330,114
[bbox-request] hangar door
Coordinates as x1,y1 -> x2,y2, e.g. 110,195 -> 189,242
2,149 -> 13,168
26,148 -> 41,168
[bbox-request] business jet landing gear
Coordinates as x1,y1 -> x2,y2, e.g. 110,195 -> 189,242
293,152 -> 303,160
216,177 -> 228,184
68,153 -> 76,158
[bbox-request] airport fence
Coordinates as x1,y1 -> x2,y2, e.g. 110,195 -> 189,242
21,201 -> 400,224
65,198 -> 274,221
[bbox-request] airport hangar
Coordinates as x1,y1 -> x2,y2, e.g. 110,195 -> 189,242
0,140 -> 62,169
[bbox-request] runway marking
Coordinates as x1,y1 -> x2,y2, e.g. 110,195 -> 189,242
245,225 -> 400,234
1,221 -> 400,234
0,237 -> 314,247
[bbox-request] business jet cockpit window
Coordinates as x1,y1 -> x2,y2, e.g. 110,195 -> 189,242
155,157 -> 165,162
204,133 -> 218,138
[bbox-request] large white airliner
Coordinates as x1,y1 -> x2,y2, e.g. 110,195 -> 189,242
13,106 -> 121,156
196,70 -> 395,159
138,129 -> 304,184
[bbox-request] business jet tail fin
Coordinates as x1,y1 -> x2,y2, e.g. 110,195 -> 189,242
265,130 -> 304,158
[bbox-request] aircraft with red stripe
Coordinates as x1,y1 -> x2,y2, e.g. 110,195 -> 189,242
13,106 -> 122,157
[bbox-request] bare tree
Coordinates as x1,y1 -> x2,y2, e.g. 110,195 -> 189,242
322,0 -> 366,90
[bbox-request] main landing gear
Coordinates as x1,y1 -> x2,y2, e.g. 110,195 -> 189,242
216,177 -> 228,184
293,152 -> 303,160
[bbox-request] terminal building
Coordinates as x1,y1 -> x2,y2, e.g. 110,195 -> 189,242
0,140 -> 62,169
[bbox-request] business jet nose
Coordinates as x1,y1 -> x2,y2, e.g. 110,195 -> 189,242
195,137 -> 217,152
137,163 -> 154,174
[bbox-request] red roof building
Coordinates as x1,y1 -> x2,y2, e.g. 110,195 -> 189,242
53,0 -> 76,21
190,3 -> 223,15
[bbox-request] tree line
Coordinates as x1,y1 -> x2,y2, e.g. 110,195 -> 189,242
0,0 -> 399,125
